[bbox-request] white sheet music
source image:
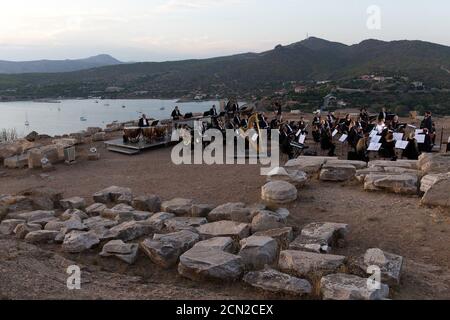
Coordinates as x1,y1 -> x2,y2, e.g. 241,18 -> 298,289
415,129 -> 424,136
295,129 -> 302,137
171,130 -> 180,142
298,134 -> 306,144
407,124 -> 417,129
332,129 -> 338,137
416,134 -> 426,144
395,140 -> 409,150
370,135 -> 381,144
251,133 -> 259,142
339,134 -> 348,143
369,130 -> 378,138
393,133 -> 404,141
368,142 -> 382,151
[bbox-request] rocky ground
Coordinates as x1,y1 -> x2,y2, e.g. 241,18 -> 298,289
1,112 -> 450,300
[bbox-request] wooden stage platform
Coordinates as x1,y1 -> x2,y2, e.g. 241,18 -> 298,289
105,138 -> 170,155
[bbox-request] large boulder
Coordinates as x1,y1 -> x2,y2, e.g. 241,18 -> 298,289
320,273 -> 389,300
93,186 -> 133,204
45,216 -> 87,232
140,230 -> 200,268
251,210 -> 286,233
18,187 -> 63,210
14,210 -> 56,225
419,153 -> 450,175
0,139 -> 38,162
191,204 -> 215,218
421,174 -> 450,208
420,173 -> 449,193
320,164 -> 356,182
285,156 -> 337,175
364,173 -> 418,195
193,237 -> 235,253
266,167 -> 308,188
355,167 -> 385,183
261,181 -> 297,206
279,250 -> 346,279
62,231 -> 100,253
243,267 -> 312,296
0,195 -> 34,213
4,154 -> 28,169
60,197 -> 86,210
239,236 -> 279,270
164,217 -> 208,232
254,227 -> 294,250
349,248 -> 403,286
325,160 -> 367,170
28,145 -> 60,169
132,195 -> 161,212
161,198 -> 194,216
197,221 -> 250,240
207,202 -> 251,222
289,222 -> 348,253
100,240 -> 139,264
368,160 -> 418,170
178,246 -> 243,281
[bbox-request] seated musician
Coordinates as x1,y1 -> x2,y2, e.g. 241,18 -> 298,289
356,132 -> 370,162
270,116 -> 280,129
279,124 -> 294,159
233,113 -> 241,128
402,132 -> 419,160
171,106 -> 183,121
379,129 -> 397,161
240,114 -> 249,128
320,120 -> 336,157
138,114 -> 150,127
360,107 -> 369,124
389,115 -> 401,131
376,119 -> 386,134
259,114 -> 270,129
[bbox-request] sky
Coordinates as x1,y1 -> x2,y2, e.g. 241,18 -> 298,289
0,0 -> 449,62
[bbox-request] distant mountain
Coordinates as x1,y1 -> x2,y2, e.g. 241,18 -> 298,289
0,54 -> 122,74
0,38 -> 449,99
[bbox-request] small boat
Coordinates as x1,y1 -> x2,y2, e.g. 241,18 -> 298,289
122,105 -> 126,109
25,112 -> 30,126
25,120 -> 30,127
80,116 -> 87,122
104,103 -> 110,106
95,100 -> 99,104
160,107 -> 165,111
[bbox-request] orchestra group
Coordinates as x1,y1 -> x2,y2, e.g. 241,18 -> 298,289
136,99 -> 439,161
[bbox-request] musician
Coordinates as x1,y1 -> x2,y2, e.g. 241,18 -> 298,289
210,105 -> 218,117
356,132 -> 370,162
379,129 -> 397,161
360,107 -> 369,124
326,111 -> 337,126
389,115 -> 401,131
319,120 -> 336,156
233,113 -> 241,128
240,114 -> 249,128
402,132 -> 419,160
378,107 -> 387,122
138,114 -> 150,127
259,114 -> 270,129
270,117 -> 280,130
280,124 -> 294,159
312,112 -> 321,126
171,106 -> 183,120
376,119 -> 386,134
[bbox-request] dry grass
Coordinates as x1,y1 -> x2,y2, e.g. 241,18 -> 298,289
0,128 -> 18,143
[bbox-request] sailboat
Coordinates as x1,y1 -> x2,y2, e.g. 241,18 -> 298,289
25,112 -> 30,127
80,109 -> 87,121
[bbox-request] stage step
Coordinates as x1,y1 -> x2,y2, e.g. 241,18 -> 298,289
107,146 -> 140,155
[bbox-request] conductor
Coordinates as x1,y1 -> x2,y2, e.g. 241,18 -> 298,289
171,106 -> 183,121
138,114 -> 150,127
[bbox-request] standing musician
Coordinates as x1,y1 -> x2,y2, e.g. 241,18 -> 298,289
171,106 -> 183,121
210,105 -> 218,117
319,120 -> 336,156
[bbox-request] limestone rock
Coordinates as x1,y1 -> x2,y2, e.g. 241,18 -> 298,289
0,219 -> 26,235
320,164 -> 356,182
368,160 -> 418,170
279,250 -> 346,279
45,216 -> 87,232
132,195 -> 161,212
325,160 -> 367,170
364,174 -> 418,195
19,187 -> 63,210
132,211 -> 154,221
24,230 -> 59,244
14,223 -> 42,239
92,132 -> 106,142
0,195 -> 34,212
197,221 -> 250,240
15,210 -> 56,225
254,227 -> 294,250
243,267 -> 312,296
139,212 -> 175,231
266,167 -> 308,188
164,217 -> 208,232
83,216 -> 118,230
208,202 -> 250,222
4,154 -> 28,169
261,181 -> 297,205
141,230 -> 200,268
60,209 -> 88,221
85,203 -> 107,216
251,210 -> 286,233
62,231 -> 100,253
289,222 -> 348,253
419,153 -> 450,175
421,174 -> 450,208
178,246 -> 243,281
93,186 -> 133,204
100,240 -> 139,264
102,204 -> 135,223
28,145 -> 60,169
161,198 -> 194,216
60,197 -> 86,210
193,237 -> 235,253
239,236 -> 279,270
104,220 -> 153,241
320,273 -> 389,300
191,204 -> 214,217
350,248 -> 403,286
355,167 -> 384,183
285,156 -> 337,175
